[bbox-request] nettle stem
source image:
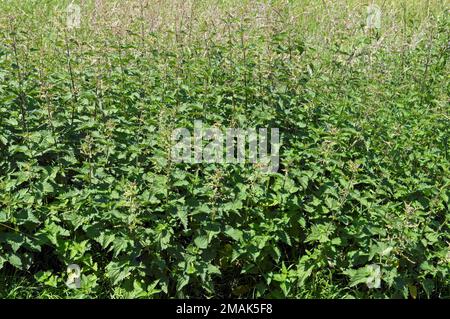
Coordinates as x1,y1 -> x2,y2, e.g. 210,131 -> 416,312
240,19 -> 248,110
64,29 -> 78,126
38,58 -> 54,134
9,20 -> 28,132
139,0 -> 147,57
94,54 -> 104,120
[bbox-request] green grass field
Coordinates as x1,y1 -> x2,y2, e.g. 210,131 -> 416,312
0,0 -> 449,298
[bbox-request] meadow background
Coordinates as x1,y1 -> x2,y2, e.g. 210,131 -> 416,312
0,0 -> 449,298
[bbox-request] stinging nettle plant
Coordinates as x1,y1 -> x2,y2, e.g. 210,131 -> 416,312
0,0 -> 448,299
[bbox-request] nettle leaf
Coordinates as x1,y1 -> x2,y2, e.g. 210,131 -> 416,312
283,177 -> 299,194
296,256 -> 313,286
369,242 -> 394,260
305,223 -> 335,243
0,134 -> 7,146
325,197 -> 340,211
0,255 -> 5,269
207,264 -> 221,275
422,279 -> 435,298
8,253 -> 23,269
224,226 -> 243,241
0,232 -> 25,252
37,222 -> 70,246
344,264 -> 381,289
34,271 -> 58,288
176,274 -> 190,292
4,118 -> 18,126
105,260 -> 135,286
42,181 -> 54,194
15,209 -> 40,225
278,230 -> 292,246
221,200 -> 243,215
194,235 -> 209,249
0,211 -> 7,222
112,237 -> 134,257
66,212 -> 90,230
177,208 -> 188,230
424,230 -> 439,244
97,232 -> 116,250
155,224 -> 173,250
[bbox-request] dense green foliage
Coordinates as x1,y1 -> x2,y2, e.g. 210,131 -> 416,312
0,0 -> 449,298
